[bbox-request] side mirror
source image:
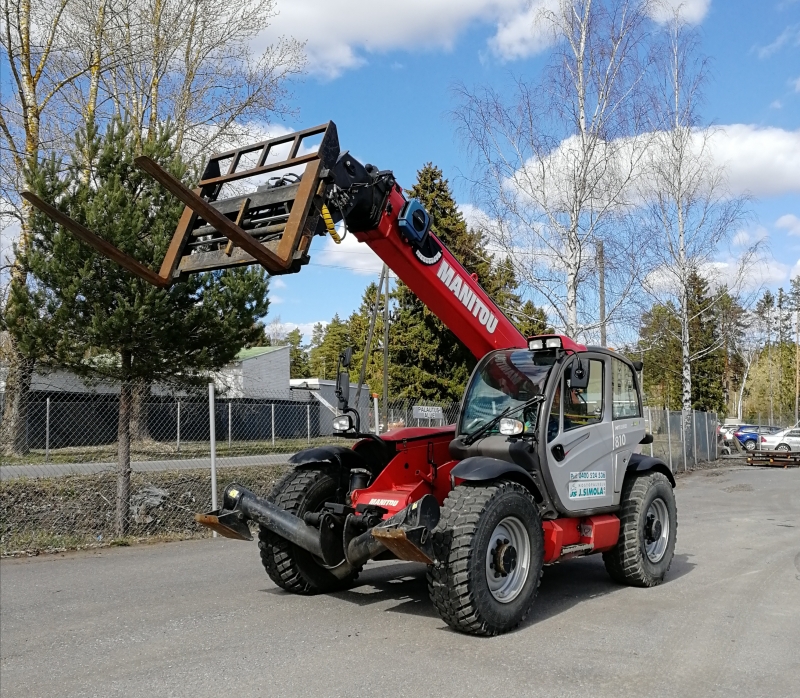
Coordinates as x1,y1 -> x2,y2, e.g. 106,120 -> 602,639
640,433 -> 654,445
340,347 -> 353,369
568,357 -> 590,390
336,370 -> 350,409
632,360 -> 643,372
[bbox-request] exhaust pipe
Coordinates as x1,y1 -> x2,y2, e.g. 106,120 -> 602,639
196,483 -> 441,568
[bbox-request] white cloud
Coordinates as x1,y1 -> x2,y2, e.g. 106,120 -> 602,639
793,76 -> 800,92
705,256 -> 790,291
271,277 -> 287,289
791,258 -> 800,280
488,1 -> 558,61
732,230 -> 751,247
708,125 -> 800,197
270,294 -> 285,305
256,1 -> 534,78
314,228 -> 384,275
649,0 -> 711,25
270,320 -> 327,345
254,0 -> 715,78
756,24 -> 800,59
776,214 -> 800,236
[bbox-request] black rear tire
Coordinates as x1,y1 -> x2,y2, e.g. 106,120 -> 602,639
427,480 -> 544,636
258,466 -> 359,594
603,472 -> 677,587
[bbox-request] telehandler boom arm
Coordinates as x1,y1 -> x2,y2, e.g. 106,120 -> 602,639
22,121 -> 527,360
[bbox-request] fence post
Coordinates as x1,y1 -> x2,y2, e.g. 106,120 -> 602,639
271,404 -> 275,446
45,397 -> 50,463
373,394 -> 380,433
703,412 -> 710,461
176,399 -> 181,454
665,408 -> 672,472
209,384 -> 218,527
647,406 -> 654,457
692,410 -> 698,467
681,409 -> 687,472
228,401 -> 232,452
307,404 -> 311,444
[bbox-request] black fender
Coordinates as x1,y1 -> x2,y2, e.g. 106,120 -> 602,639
450,457 -> 543,502
627,453 -> 676,487
289,446 -> 371,472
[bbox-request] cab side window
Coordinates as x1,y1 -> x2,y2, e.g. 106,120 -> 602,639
563,359 -> 604,431
547,384 -> 561,442
612,358 -> 641,420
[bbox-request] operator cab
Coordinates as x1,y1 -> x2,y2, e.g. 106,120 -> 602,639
451,335 -> 647,517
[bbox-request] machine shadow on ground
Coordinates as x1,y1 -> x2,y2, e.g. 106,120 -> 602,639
280,551 -> 699,630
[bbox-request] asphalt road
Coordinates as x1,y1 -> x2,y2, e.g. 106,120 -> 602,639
0,453 -> 295,480
2,465 -> 798,698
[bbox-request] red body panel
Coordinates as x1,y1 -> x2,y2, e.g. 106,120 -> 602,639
354,187 -> 527,360
350,433 -> 457,517
542,515 -> 621,562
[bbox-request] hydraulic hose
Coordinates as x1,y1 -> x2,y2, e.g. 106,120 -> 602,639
321,204 -> 342,243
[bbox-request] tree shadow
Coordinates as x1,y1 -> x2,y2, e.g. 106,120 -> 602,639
261,553 -> 697,628
330,552 -> 697,628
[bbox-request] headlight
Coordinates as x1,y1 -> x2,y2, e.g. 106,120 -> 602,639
333,414 -> 353,431
528,339 -> 544,350
499,418 -> 524,436
545,337 -> 562,348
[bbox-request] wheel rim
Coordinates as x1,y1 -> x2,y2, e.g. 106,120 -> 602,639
644,498 -> 670,563
485,516 -> 531,604
745,441 -> 755,451
777,445 -> 789,451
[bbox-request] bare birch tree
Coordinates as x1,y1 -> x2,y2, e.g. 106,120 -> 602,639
1,0 -> 304,455
456,0 -> 652,340
637,4 -> 751,414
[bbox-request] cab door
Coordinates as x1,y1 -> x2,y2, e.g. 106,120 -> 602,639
545,354 -> 615,513
609,357 -> 646,497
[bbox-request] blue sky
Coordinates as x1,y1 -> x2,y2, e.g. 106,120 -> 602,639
261,0 -> 800,342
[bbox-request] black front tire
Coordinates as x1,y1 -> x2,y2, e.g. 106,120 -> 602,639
603,472 -> 677,587
744,439 -> 757,451
258,466 -> 359,594
427,480 -> 544,636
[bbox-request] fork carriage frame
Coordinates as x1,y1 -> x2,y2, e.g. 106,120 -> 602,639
22,122 -> 341,286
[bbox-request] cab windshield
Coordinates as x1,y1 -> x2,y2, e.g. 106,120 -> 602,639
459,349 -> 558,436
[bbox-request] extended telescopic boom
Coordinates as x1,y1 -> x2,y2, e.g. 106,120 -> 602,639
22,121 -> 527,360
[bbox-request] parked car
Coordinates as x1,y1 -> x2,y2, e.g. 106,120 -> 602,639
720,423 -> 742,441
760,427 -> 800,452
733,425 -> 783,451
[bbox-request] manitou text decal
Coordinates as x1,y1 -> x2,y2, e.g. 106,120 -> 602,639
369,498 -> 400,507
436,260 -> 498,334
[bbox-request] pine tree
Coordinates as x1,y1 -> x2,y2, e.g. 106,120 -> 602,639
286,328 -> 310,378
387,163 -> 540,401
18,120 -> 270,534
308,315 -> 350,380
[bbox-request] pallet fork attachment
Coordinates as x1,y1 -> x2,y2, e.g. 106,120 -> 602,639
22,122 -> 341,286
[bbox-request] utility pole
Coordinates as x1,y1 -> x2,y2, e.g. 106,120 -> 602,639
598,241 -> 606,347
796,305 -> 799,425
355,266 -> 387,406
382,266 -> 390,432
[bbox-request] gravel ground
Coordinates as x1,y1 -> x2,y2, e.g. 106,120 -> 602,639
1,465 -> 798,698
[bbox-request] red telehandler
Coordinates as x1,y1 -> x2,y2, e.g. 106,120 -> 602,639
24,122 -> 677,635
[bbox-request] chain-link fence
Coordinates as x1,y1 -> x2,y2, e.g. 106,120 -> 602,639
2,373 -> 724,555
0,373 -> 460,554
641,407 -> 720,472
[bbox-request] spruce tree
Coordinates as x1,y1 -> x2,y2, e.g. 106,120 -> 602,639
388,163 -> 539,401
20,120 -> 269,535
